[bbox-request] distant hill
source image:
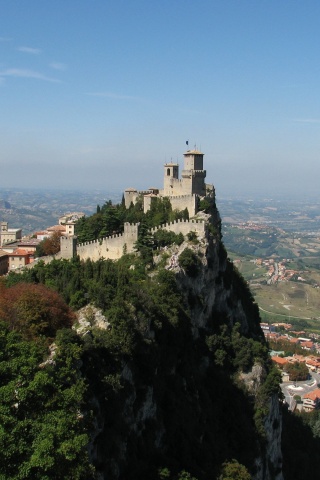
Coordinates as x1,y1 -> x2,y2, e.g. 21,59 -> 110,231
0,188 -> 120,235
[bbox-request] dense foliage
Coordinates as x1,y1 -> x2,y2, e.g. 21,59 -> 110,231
36,231 -> 62,257
2,196 -> 315,479
0,324 -> 93,479
3,246 -> 274,479
284,361 -> 309,381
0,282 -> 75,340
75,197 -> 189,244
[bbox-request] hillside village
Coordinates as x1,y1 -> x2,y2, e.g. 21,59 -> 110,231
0,213 -> 83,274
260,322 -> 320,411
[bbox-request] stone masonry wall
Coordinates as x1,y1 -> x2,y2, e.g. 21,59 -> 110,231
58,219 -> 207,262
169,194 -> 197,217
150,219 -> 207,238
76,223 -> 139,261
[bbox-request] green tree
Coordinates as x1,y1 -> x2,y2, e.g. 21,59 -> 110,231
284,361 -> 309,381
0,323 -> 94,479
178,248 -> 201,277
218,459 -> 251,479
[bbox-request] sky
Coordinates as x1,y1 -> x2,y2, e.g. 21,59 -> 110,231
1,0 -> 320,200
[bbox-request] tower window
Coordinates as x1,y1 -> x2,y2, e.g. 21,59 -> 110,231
167,168 -> 170,176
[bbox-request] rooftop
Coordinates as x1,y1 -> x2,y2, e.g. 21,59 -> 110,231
184,149 -> 204,155
303,388 -> 320,400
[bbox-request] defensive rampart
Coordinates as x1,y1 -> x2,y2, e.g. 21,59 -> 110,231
150,218 -> 207,237
168,194 -> 197,216
58,218 -> 207,262
75,223 -> 139,261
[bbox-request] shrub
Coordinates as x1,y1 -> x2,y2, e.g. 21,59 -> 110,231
187,231 -> 198,243
178,248 -> 201,277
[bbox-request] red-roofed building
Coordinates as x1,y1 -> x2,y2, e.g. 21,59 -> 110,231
303,388 -> 320,411
8,248 -> 34,271
290,355 -> 306,363
300,341 -> 315,352
305,358 -> 320,372
272,356 -> 288,368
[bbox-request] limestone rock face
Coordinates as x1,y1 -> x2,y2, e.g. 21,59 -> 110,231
256,394 -> 283,480
85,209 -> 283,480
76,305 -> 110,334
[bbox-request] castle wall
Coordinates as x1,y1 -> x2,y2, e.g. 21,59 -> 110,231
58,218 -> 207,264
124,190 -> 139,208
60,236 -> 77,259
192,171 -> 206,196
76,223 -> 139,261
150,218 -> 207,238
162,177 -> 184,197
169,194 -> 197,217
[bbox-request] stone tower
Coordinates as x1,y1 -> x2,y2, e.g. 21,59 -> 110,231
181,150 -> 206,196
162,150 -> 206,198
163,162 -> 180,196
60,236 -> 77,260
124,147 -> 212,217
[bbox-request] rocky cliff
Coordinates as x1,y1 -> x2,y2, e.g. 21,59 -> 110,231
80,207 -> 283,480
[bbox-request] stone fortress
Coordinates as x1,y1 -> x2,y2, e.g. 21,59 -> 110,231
59,149 -> 215,262
124,149 -> 214,216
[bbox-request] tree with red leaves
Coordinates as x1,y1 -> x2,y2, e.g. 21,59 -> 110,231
36,231 -> 62,257
0,282 -> 75,340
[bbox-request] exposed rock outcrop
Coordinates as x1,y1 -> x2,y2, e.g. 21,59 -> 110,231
85,208 -> 283,480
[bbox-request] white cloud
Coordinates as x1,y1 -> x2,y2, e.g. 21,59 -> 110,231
17,46 -> 42,55
49,62 -> 67,71
0,68 -> 61,83
86,91 -> 140,100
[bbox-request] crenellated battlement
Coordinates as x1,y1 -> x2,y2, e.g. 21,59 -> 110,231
150,218 -> 205,232
76,223 -> 139,249
150,218 -> 207,238
182,169 -> 206,176
60,216 -> 208,262
163,193 -> 196,200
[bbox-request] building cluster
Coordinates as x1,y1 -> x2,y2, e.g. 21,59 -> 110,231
262,323 -> 320,353
271,353 -> 320,411
0,213 -> 83,275
254,257 -> 307,285
272,353 -> 320,373
264,322 -> 320,412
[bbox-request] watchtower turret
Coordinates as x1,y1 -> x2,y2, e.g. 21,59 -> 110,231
181,149 -> 206,196
163,162 -> 180,196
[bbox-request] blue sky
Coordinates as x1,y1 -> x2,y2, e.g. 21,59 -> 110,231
1,1 -> 320,199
